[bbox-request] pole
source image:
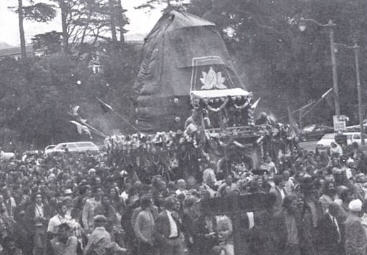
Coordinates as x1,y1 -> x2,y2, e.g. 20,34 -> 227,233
112,109 -> 141,134
299,110 -> 302,129
329,21 -> 340,116
354,44 -> 365,144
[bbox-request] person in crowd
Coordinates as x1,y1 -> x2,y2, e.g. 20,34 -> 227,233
49,223 -> 78,255
47,202 -> 68,237
134,196 -> 155,255
194,205 -> 218,255
282,170 -> 294,195
1,236 -> 23,255
270,175 -> 286,213
201,168 -> 217,198
319,180 -> 337,214
2,188 -> 16,221
182,197 -> 199,255
25,193 -> 50,255
215,214 -> 233,255
83,215 -> 125,255
217,174 -> 238,197
344,199 -> 367,255
175,179 -> 187,196
273,195 -> 302,255
82,187 -> 103,233
260,154 -> 278,175
94,195 -> 119,233
301,177 -> 322,255
13,210 -> 32,255
337,187 -> 354,221
2,125 -> 367,255
317,202 -> 343,255
154,197 -> 185,255
330,142 -> 343,157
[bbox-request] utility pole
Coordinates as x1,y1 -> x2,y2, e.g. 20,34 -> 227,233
328,22 -> 340,116
333,41 -> 365,144
299,18 -> 340,116
354,44 -> 365,144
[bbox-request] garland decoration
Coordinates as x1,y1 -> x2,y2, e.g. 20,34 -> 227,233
204,97 -> 229,112
233,97 -> 251,109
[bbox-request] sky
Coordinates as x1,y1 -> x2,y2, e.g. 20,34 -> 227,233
0,0 -> 163,47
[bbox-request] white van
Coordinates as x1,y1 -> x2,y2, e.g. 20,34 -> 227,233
45,141 -> 99,155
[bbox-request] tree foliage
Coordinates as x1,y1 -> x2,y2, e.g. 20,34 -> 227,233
187,0 -> 367,125
32,31 -> 63,54
0,40 -> 141,149
22,2 -> 56,22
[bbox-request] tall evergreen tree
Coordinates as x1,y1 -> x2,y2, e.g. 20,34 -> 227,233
10,0 -> 56,59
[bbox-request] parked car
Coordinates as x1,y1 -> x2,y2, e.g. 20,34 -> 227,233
0,151 -> 15,161
316,132 -> 367,150
45,141 -> 99,155
301,124 -> 334,141
44,145 -> 56,155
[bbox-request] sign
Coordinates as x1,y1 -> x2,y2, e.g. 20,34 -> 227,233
333,115 -> 348,132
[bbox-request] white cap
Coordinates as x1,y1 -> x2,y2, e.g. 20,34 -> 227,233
349,199 -> 363,212
64,189 -> 73,195
88,168 -> 96,174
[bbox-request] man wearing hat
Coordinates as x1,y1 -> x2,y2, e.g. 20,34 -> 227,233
345,199 -> 367,255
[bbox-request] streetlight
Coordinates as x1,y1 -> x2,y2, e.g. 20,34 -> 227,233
334,42 -> 365,144
298,18 -> 340,117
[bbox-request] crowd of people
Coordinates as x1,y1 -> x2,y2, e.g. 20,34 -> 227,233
0,138 -> 366,255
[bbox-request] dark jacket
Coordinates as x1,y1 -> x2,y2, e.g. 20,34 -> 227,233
344,214 -> 367,255
194,215 -> 218,255
272,208 -> 315,255
317,213 -> 342,255
154,210 -> 183,245
24,202 -> 51,233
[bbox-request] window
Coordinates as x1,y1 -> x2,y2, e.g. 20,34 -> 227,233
322,134 -> 335,139
353,134 -> 361,139
77,142 -> 95,147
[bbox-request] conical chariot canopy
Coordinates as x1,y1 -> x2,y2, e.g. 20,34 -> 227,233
134,9 -> 248,132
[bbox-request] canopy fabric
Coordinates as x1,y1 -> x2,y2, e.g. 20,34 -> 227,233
134,9 -> 248,132
191,88 -> 250,99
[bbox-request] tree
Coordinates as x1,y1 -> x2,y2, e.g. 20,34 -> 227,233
116,0 -> 128,44
44,0 -> 129,54
17,0 -> 26,59
32,31 -> 63,55
10,0 -> 56,59
186,0 -> 367,125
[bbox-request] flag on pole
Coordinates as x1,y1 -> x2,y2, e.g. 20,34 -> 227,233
70,121 -> 92,138
251,98 -> 261,110
97,97 -> 113,113
321,88 -> 334,109
287,107 -> 300,136
71,105 -> 80,116
321,88 -> 333,99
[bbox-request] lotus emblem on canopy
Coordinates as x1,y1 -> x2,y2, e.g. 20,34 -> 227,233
200,67 -> 227,90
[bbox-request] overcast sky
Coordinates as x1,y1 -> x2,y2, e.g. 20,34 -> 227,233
0,0 -> 163,46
